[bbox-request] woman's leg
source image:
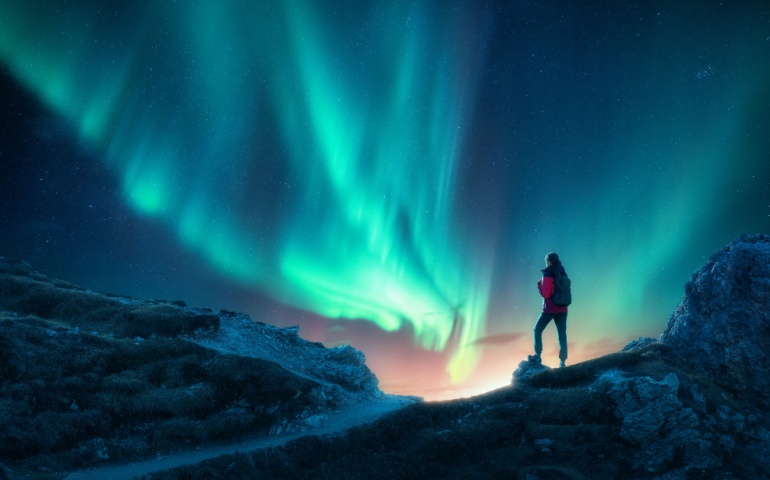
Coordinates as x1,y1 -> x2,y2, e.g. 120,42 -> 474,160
533,313 -> 555,356
554,312 -> 568,361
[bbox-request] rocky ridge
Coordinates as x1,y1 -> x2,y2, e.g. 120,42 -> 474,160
0,256 -> 382,406
0,256 -> 402,477
611,234 -> 770,476
3,235 -> 770,479
191,312 -> 381,406
141,233 -> 770,479
111,233 -> 770,479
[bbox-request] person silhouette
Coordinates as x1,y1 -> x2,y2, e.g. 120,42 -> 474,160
529,252 -> 569,368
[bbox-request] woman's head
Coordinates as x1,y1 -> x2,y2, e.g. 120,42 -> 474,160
545,252 -> 560,268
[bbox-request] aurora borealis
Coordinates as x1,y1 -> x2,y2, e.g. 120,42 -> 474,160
1,1 -> 769,399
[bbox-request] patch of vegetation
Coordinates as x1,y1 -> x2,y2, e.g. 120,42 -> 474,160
0,263 -> 341,478
119,305 -> 220,338
0,274 -> 219,339
0,313 -> 320,474
4,262 -> 768,479
152,348 -> 770,480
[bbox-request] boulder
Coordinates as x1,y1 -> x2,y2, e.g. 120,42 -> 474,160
512,359 -> 550,383
595,370 -> 717,473
660,234 -> 770,401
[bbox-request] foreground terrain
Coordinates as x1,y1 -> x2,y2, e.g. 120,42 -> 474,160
148,345 -> 770,479
2,234 -> 770,479
0,257 -> 401,479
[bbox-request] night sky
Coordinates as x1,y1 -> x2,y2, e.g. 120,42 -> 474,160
1,1 -> 769,400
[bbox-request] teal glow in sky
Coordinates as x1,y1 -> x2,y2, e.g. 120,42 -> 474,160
1,1 -> 769,399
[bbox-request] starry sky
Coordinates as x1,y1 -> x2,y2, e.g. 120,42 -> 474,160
1,1 -> 769,400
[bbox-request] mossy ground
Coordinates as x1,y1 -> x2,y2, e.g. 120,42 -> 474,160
151,346 -> 770,480
0,269 -> 322,477
0,273 -> 220,339
2,263 -> 769,479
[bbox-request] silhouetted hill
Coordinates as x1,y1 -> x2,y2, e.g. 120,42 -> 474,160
2,235 -> 770,479
0,257 -> 397,478
150,235 -> 770,479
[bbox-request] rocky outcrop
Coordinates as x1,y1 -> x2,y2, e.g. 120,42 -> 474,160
0,256 -> 383,405
595,370 -> 717,474
660,234 -> 770,402
509,235 -> 770,477
191,313 -> 381,404
323,344 -> 379,394
511,359 -> 550,382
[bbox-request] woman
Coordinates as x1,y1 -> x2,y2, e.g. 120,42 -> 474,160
529,252 -> 568,367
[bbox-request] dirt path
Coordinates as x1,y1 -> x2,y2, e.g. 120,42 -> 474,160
64,396 -> 415,480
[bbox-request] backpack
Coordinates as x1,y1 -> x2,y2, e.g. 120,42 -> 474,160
552,273 -> 572,307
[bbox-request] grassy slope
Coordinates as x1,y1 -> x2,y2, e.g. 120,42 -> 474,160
151,347 -> 770,480
0,264 -> 322,476
2,261 -> 769,479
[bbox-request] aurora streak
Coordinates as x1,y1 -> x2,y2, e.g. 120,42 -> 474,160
1,1 -> 769,398
1,1 -> 494,382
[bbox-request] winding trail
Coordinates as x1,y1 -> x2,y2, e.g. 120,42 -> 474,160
64,396 -> 415,480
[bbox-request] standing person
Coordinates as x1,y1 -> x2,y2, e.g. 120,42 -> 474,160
528,252 -> 569,367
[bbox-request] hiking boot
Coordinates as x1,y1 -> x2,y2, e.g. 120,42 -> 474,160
528,354 -> 541,364
559,360 -> 566,368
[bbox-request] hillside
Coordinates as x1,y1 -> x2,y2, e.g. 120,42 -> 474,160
0,257 -> 406,479
2,234 -> 770,479
142,234 -> 770,479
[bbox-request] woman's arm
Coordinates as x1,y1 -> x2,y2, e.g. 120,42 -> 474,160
538,276 -> 554,299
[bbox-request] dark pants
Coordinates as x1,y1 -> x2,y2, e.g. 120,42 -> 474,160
534,312 -> 568,361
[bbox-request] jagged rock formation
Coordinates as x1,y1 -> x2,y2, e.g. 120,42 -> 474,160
660,234 -> 770,404
507,235 -> 770,478
607,234 -> 770,476
192,312 -> 381,404
596,370 -> 716,472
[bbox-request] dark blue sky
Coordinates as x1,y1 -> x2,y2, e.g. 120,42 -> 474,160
1,1 -> 768,399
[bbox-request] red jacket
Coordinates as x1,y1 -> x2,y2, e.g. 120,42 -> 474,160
538,269 -> 569,314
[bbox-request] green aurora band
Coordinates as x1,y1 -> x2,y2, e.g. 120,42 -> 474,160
0,1 -> 494,382
2,1 -> 769,390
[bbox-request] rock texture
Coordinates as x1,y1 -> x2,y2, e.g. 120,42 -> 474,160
0,256 -> 382,406
4,235 -> 770,479
511,359 -> 550,382
192,312 -> 382,404
595,370 -> 717,474
660,234 -> 770,402
511,235 -> 770,477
